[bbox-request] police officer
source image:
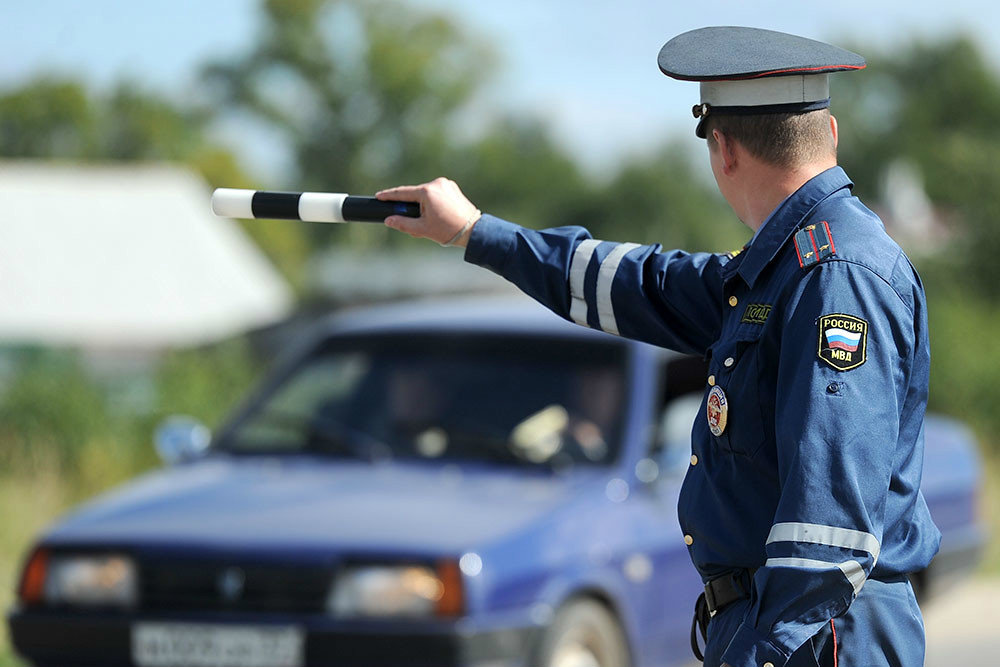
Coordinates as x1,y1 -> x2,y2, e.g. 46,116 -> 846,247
377,26 -> 940,667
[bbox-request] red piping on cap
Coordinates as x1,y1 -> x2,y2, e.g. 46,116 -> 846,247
667,63 -> 866,82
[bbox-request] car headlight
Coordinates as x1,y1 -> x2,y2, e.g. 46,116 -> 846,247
327,562 -> 463,618
40,553 -> 138,608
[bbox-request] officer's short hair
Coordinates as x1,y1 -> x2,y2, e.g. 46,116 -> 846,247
704,109 -> 835,168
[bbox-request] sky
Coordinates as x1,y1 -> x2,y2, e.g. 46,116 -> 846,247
1,0 -> 997,178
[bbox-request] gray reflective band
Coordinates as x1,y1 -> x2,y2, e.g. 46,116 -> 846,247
569,240 -> 600,326
765,557 -> 867,595
767,522 -> 881,563
596,243 -> 641,335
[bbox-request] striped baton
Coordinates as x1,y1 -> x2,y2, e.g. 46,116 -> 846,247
211,189 -> 421,223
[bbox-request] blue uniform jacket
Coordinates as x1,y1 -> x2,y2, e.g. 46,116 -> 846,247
463,166 -> 941,667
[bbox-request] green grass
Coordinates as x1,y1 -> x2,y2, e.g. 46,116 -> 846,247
978,452 -> 1000,576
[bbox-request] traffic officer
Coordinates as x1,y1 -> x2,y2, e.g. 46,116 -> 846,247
377,26 -> 940,667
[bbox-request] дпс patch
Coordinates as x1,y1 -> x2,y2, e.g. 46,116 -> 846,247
741,303 -> 772,325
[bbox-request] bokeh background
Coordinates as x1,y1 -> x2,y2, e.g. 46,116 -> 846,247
2,0 -> 999,664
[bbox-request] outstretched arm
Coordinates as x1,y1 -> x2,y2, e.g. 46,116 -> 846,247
377,178 -> 728,355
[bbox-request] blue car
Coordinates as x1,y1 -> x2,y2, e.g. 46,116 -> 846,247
8,297 -> 985,667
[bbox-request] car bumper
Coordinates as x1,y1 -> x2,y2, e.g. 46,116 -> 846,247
8,607 -> 539,667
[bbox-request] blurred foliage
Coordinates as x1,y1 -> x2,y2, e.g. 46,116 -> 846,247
203,0 -> 742,254
203,0 -> 494,251
0,342 -> 259,476
836,36 -> 1000,297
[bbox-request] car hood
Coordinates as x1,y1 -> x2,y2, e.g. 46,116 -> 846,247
44,454 -> 603,558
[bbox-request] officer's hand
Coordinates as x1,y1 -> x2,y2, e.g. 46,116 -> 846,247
377,178 -> 481,247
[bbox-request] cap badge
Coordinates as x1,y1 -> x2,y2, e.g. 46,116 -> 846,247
706,385 -> 728,437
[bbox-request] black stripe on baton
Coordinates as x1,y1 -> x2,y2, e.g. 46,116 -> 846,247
251,191 -> 302,219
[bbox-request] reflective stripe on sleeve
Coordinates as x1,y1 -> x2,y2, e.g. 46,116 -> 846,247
765,557 -> 867,595
766,522 -> 881,563
596,243 -> 641,335
569,240 -> 601,326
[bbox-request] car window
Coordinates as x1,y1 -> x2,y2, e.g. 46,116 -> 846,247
219,334 -> 628,468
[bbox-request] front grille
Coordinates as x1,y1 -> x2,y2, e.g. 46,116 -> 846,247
139,559 -> 332,613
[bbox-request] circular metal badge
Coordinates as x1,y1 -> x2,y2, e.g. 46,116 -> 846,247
706,385 -> 728,437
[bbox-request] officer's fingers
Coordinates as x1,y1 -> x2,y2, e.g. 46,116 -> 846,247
376,185 -> 425,202
384,215 -> 425,238
442,178 -> 463,195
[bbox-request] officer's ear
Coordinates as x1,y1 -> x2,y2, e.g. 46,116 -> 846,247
829,113 -> 839,150
711,128 -> 739,175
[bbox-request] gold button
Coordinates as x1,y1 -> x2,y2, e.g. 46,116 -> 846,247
764,663 -> 775,667
707,375 -> 715,386
690,454 -> 698,466
728,296 -> 738,307
724,357 -> 735,367
684,534 -> 693,546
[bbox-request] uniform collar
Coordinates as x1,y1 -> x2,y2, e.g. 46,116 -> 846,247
721,166 -> 853,288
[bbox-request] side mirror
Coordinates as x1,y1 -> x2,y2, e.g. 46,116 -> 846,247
154,416 -> 211,465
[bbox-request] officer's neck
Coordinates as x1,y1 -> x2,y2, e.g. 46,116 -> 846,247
736,158 -> 837,233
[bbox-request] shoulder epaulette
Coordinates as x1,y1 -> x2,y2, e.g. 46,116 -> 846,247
794,220 -> 836,268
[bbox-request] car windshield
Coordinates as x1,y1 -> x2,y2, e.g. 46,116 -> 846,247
218,333 -> 627,468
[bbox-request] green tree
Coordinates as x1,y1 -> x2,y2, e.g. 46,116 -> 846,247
835,36 -> 1000,293
203,0 -> 496,248
833,36 -> 1000,452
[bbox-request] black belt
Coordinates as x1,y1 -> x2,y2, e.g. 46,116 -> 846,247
690,569 -> 756,662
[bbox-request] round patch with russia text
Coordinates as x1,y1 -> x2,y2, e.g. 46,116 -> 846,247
818,313 -> 868,371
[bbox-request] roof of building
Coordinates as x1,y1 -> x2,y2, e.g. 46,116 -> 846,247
0,161 -> 292,348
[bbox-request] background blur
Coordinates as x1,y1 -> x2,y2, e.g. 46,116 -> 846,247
2,0 -> 999,664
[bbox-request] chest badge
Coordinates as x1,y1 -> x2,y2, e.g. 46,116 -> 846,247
706,385 -> 728,436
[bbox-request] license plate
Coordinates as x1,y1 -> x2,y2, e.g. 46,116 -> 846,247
132,623 -> 305,667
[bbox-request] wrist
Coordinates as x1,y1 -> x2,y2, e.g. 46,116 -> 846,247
442,209 -> 482,248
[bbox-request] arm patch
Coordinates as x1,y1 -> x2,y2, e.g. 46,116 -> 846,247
818,313 -> 867,371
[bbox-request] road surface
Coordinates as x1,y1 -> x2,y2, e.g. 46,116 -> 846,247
925,576 -> 1000,666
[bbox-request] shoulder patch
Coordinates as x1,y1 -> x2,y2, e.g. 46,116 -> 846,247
817,313 -> 867,371
794,221 -> 836,268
